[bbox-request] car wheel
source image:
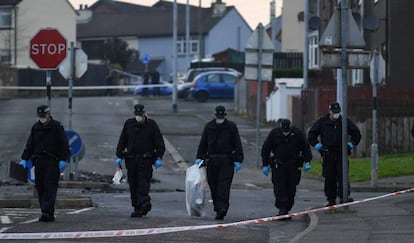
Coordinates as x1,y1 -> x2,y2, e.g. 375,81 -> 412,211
195,91 -> 209,102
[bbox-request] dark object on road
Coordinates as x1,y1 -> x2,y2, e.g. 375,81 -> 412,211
9,161 -> 27,183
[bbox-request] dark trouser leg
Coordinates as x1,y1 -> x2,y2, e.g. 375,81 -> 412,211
207,162 -> 219,211
35,167 -> 45,211
126,158 -> 152,209
35,160 -> 60,216
215,163 -> 234,212
136,158 -> 152,206
286,166 -> 300,211
322,153 -> 338,202
207,159 -> 234,212
272,165 -> 288,212
324,175 -> 337,202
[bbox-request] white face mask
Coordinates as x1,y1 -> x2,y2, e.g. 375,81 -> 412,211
283,132 -> 290,136
332,113 -> 341,120
39,118 -> 48,124
216,118 -> 225,124
135,115 -> 144,123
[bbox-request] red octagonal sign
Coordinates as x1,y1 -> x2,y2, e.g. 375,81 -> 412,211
30,29 -> 67,69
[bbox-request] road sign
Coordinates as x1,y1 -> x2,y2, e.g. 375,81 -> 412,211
30,29 -> 67,69
244,24 -> 274,81
370,52 -> 385,84
319,9 -> 366,49
65,130 -> 85,163
320,50 -> 370,68
59,48 -> 88,79
142,54 -> 151,64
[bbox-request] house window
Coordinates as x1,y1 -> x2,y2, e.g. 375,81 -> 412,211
177,36 -> 199,55
81,40 -> 105,60
0,49 -> 11,64
351,69 -> 363,85
0,9 -> 12,29
308,32 -> 319,69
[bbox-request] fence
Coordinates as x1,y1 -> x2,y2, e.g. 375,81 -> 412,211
292,86 -> 414,156
273,52 -> 303,69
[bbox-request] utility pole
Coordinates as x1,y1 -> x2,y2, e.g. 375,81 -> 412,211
340,0 -> 350,204
185,0 -> 190,68
172,0 -> 178,112
303,0 -> 309,89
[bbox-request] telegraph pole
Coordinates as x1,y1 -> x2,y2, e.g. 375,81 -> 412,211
340,0 -> 350,204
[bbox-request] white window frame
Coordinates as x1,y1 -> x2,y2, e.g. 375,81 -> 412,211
0,49 -> 11,64
351,69 -> 363,85
0,8 -> 12,29
177,36 -> 199,55
308,31 -> 319,69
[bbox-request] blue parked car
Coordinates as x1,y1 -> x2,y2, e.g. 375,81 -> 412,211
190,71 -> 241,102
133,81 -> 172,96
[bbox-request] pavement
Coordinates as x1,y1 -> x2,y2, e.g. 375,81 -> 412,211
1,98 -> 414,242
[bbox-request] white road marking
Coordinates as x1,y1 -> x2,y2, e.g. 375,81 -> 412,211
67,207 -> 95,215
0,227 -> 11,233
20,218 -> 39,224
0,216 -> 12,224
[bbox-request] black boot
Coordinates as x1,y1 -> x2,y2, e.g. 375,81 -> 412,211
339,197 -> 354,204
278,208 -> 291,221
39,213 -> 54,222
141,202 -> 152,216
324,199 -> 336,207
215,209 -> 226,220
130,207 -> 143,217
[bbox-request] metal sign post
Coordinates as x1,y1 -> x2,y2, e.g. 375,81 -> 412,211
340,0 -> 349,205
255,25 -> 264,168
245,23 -> 274,167
59,44 -> 88,181
371,50 -> 379,187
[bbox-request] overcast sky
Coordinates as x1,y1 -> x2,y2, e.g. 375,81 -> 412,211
69,0 -> 283,29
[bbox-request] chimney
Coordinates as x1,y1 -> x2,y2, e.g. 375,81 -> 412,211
212,0 -> 226,18
79,4 -> 83,10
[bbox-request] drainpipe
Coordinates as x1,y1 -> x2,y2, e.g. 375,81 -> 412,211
14,5 -> 18,66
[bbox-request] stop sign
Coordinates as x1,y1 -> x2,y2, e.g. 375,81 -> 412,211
30,29 -> 67,69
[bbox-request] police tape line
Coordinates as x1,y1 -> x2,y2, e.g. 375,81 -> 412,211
0,84 -> 173,90
1,187 -> 413,240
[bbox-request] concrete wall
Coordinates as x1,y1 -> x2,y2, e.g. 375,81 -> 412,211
266,78 -> 303,122
281,0 -> 304,52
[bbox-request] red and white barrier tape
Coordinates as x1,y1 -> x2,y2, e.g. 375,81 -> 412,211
1,187 -> 413,240
0,84 -> 172,90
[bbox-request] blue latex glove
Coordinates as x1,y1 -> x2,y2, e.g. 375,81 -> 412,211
262,166 -> 269,176
26,160 -> 33,169
19,160 -> 27,169
303,162 -> 311,171
315,143 -> 323,151
234,162 -> 242,173
194,159 -> 203,165
116,158 -> 122,168
58,160 -> 66,173
347,142 -> 354,149
154,158 -> 163,169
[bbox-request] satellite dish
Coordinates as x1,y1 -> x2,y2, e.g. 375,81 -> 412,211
308,16 -> 320,30
364,16 -> 380,32
352,12 -> 361,26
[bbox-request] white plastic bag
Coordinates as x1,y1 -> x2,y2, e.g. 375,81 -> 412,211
185,163 -> 207,217
112,167 -> 123,185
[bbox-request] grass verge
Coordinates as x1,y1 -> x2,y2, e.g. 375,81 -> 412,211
308,152 -> 414,182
